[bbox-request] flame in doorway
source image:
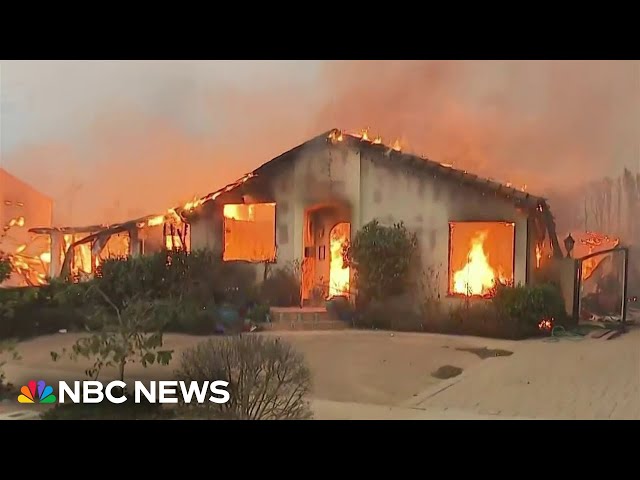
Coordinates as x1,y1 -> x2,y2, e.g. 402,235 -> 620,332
329,222 -> 350,297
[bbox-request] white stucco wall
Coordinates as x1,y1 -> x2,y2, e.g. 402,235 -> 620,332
268,143 -> 361,269
358,149 -> 530,306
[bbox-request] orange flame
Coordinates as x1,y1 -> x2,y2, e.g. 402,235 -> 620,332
329,223 -> 350,298
146,215 -> 165,227
452,231 -> 506,296
223,204 -> 256,221
392,139 -> 401,151
15,244 -> 27,254
328,130 -> 344,143
535,244 -> 542,269
39,252 -> 51,263
13,216 -> 25,227
183,196 -> 203,211
372,136 -> 382,144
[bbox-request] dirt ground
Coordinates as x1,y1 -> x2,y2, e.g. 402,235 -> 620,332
3,327 -> 638,420
2,330 -> 517,411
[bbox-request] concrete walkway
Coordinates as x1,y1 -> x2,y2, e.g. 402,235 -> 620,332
405,328 -> 640,420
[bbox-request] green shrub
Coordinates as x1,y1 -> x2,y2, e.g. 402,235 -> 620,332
96,249 -> 258,308
345,220 -> 418,305
492,283 -> 567,335
51,288 -> 174,382
0,340 -> 20,398
247,303 -> 271,323
0,256 -> 11,284
0,249 -> 262,340
0,286 -> 88,340
260,263 -> 301,307
175,335 -> 312,420
442,301 -> 526,339
158,298 -> 220,335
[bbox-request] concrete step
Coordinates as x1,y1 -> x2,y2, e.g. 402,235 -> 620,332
265,307 -> 349,331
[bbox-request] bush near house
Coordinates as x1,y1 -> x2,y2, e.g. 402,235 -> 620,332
175,335 -> 312,420
345,220 -> 418,306
344,219 -> 569,339
354,281 -> 568,340
0,284 -> 88,340
259,262 -> 301,307
0,256 -> 11,285
0,250 -> 265,340
491,282 -> 568,334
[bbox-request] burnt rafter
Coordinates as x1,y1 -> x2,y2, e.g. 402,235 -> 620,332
58,224 -> 131,280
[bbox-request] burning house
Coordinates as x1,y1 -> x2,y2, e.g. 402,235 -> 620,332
180,129 -> 564,307
33,128 -> 571,311
0,168 -> 53,287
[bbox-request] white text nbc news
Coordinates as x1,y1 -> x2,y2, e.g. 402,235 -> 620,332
58,380 -> 230,404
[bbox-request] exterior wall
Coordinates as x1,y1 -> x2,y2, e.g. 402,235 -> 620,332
187,142 -> 534,308
190,203 -> 224,254
270,143 -> 361,269
358,149 -> 530,307
0,168 -> 53,287
188,143 -> 361,291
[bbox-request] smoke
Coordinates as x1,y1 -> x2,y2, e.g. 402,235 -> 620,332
315,60 -> 640,192
1,61 -> 325,225
1,60 -> 638,227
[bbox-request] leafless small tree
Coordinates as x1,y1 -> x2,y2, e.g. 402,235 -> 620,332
175,335 -> 313,420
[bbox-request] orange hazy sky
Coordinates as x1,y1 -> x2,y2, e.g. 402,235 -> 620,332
1,60 -> 638,226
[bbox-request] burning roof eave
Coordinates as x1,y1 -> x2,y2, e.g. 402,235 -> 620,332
28,214 -> 162,237
331,130 -> 549,211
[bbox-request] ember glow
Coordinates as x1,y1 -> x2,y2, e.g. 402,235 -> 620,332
329,222 -> 350,298
538,318 -> 554,332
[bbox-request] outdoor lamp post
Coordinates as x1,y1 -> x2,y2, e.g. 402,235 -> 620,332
564,234 -> 575,258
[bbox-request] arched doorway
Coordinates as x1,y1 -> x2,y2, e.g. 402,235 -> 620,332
329,222 -> 351,298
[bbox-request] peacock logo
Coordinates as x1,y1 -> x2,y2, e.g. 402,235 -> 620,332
17,380 -> 57,404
